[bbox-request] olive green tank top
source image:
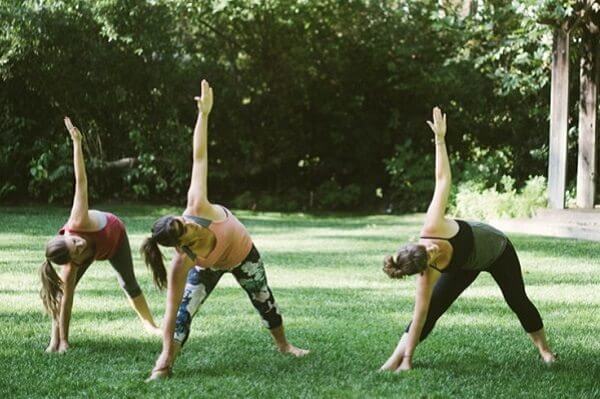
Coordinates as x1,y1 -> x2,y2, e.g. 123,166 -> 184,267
462,221 -> 508,271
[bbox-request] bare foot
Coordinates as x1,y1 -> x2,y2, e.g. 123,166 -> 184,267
278,344 -> 310,357
541,351 -> 557,365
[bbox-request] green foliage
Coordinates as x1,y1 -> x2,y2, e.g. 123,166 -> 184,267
384,140 -> 434,212
315,181 -> 362,210
0,0 -> 587,210
452,175 -> 548,220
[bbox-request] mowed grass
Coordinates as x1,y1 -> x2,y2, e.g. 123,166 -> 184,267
0,205 -> 599,399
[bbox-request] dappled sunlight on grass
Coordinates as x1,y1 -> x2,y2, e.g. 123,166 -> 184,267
1,206 -> 599,398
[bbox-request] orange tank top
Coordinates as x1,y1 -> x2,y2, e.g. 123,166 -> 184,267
181,207 -> 253,270
59,212 -> 126,261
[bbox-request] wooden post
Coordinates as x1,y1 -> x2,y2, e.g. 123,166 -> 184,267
576,33 -> 599,208
548,28 -> 570,209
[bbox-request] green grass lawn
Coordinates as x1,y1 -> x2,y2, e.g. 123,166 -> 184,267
1,205 -> 599,398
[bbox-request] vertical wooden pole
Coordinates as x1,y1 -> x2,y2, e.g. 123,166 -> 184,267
548,28 -> 570,209
576,33 -> 598,208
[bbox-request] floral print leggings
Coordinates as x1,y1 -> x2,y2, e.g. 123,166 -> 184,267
174,245 -> 283,346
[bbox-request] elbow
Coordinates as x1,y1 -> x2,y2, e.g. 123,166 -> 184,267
435,172 -> 451,182
435,174 -> 451,186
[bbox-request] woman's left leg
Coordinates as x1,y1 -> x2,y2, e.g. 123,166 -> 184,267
231,246 -> 309,356
489,241 -> 555,363
108,232 -> 160,334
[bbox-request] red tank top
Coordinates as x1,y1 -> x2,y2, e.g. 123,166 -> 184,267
59,212 -> 126,260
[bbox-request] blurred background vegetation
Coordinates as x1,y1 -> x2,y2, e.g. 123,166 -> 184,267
0,0 -> 595,213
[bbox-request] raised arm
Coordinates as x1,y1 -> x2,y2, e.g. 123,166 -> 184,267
186,80 -> 213,209
422,107 -> 452,231
64,117 -> 90,226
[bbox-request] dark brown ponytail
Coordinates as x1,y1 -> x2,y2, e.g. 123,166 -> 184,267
383,244 -> 428,279
141,215 -> 185,290
39,260 -> 63,318
141,237 -> 167,290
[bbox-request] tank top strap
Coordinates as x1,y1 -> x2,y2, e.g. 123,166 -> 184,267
183,214 -> 212,228
420,236 -> 450,240
180,245 -> 197,261
428,264 -> 443,272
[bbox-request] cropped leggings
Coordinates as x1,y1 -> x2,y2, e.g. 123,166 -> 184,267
405,241 -> 543,340
74,233 -> 143,298
174,245 -> 283,346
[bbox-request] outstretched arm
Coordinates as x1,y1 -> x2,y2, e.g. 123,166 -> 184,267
152,253 -> 194,372
422,107 -> 452,232
379,268 -> 440,371
186,80 -> 213,210
57,264 -> 78,353
64,117 -> 90,226
397,269 -> 440,370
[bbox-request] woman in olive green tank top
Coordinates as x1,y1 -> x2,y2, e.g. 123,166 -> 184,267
379,108 -> 556,372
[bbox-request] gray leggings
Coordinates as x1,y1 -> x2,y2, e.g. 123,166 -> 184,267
75,233 -> 142,298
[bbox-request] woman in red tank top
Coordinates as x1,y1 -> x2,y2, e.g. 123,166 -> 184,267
141,80 -> 309,381
40,117 -> 160,353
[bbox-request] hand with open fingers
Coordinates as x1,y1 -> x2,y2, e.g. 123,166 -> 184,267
194,79 -> 213,115
395,356 -> 413,372
64,117 -> 82,142
45,342 -> 59,353
426,107 -> 446,139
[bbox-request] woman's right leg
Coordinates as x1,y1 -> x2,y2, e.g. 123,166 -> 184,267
405,269 -> 480,341
173,266 -> 224,348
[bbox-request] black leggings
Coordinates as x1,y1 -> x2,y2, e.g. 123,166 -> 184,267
75,233 -> 142,298
405,241 -> 543,340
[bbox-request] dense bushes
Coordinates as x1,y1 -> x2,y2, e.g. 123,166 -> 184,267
0,1 -> 588,211
452,175 -> 548,220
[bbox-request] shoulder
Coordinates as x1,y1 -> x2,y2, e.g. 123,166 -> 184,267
68,210 -> 105,231
184,202 -> 226,221
420,218 -> 458,238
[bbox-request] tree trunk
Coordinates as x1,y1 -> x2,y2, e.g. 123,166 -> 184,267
576,31 -> 599,208
548,27 -> 570,209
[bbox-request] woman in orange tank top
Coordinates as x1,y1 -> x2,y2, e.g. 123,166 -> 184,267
40,117 -> 160,353
142,80 -> 309,381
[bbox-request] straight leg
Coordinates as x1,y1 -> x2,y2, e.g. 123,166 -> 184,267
108,233 -> 159,333
405,269 -> 480,341
231,246 -> 308,356
173,266 -> 224,346
488,242 -> 555,363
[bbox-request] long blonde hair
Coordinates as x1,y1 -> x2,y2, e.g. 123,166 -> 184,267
40,236 -> 70,317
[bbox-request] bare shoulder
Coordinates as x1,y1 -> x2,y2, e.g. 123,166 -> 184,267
183,202 -> 225,221
67,210 -> 97,231
420,218 -> 458,238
